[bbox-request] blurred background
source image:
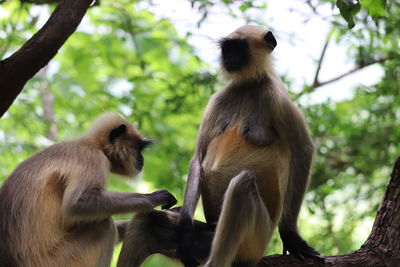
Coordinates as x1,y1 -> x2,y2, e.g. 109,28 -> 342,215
0,0 -> 399,266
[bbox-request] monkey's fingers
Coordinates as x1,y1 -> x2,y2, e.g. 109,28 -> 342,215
291,252 -> 305,261
283,246 -> 308,261
169,206 -> 182,212
150,189 -> 178,209
161,201 -> 177,210
301,246 -> 325,260
161,195 -> 178,209
282,246 -> 287,255
280,230 -> 324,262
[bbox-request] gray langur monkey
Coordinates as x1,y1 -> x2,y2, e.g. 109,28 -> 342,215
178,25 -> 323,267
116,25 -> 323,267
0,113 -> 177,267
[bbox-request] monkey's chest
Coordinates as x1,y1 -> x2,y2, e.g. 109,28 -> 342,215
200,126 -> 289,223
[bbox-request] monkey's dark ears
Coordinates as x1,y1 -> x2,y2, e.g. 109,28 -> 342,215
109,124 -> 127,144
264,31 -> 277,51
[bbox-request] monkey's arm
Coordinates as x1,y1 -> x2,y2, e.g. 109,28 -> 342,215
178,96 -> 219,267
181,95 -> 217,222
63,187 -> 177,222
181,156 -> 202,220
178,156 -> 203,267
276,98 -> 323,260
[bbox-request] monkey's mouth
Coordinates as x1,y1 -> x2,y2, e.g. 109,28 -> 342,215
221,38 -> 250,72
136,153 -> 144,171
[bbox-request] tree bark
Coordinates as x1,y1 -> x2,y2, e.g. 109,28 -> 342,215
258,157 -> 400,267
0,0 -> 93,118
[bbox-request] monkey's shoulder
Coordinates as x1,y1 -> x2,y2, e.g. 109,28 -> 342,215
9,142 -> 108,183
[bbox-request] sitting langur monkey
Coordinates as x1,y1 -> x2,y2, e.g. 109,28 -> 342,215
117,25 -> 322,267
179,25 -> 323,267
0,113 -> 177,267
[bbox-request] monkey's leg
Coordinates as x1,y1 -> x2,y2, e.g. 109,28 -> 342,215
96,219 -> 119,267
51,219 -> 117,267
204,170 -> 271,267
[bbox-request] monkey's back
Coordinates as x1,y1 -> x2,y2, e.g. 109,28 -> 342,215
201,125 -> 290,225
0,142 -> 112,267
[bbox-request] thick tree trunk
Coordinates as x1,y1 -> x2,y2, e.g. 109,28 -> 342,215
0,0 -> 92,118
259,157 -> 400,267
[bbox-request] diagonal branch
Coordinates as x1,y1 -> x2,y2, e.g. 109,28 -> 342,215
0,0 -> 93,118
312,57 -> 388,90
294,57 -> 388,100
312,30 -> 331,88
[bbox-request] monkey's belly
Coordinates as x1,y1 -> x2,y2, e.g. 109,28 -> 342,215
201,127 -> 290,224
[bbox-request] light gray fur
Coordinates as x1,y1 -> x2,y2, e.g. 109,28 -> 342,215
204,170 -> 270,267
0,113 -> 176,267
180,26 -> 315,265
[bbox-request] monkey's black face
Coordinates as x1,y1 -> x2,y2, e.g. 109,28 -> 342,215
136,153 -> 144,171
220,38 -> 250,73
134,139 -> 153,171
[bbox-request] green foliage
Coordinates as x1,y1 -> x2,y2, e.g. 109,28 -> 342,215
337,0 -> 361,29
361,0 -> 387,20
336,0 -> 387,29
0,1 -> 37,58
0,0 -> 400,265
316,0 -> 387,29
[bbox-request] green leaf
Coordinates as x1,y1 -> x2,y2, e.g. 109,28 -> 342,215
361,0 -> 387,20
337,0 -> 361,29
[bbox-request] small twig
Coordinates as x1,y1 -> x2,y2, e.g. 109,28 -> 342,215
312,30 -> 331,88
313,57 -> 388,89
294,57 -> 388,100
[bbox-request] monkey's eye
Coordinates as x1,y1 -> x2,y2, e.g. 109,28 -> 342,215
136,139 -> 153,152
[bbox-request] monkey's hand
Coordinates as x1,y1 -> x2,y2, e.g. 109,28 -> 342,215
169,206 -> 182,213
279,230 -> 324,261
178,216 -> 199,267
148,190 -> 177,209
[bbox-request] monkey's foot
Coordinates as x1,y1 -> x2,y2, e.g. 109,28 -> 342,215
280,230 -> 324,261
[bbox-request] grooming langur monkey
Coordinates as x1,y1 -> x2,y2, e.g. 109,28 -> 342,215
117,25 -> 322,267
0,113 -> 177,267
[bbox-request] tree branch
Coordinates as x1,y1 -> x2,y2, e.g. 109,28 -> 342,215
294,57 -> 388,100
0,0 -> 93,118
312,57 -> 388,90
312,30 -> 331,88
258,157 -> 400,266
